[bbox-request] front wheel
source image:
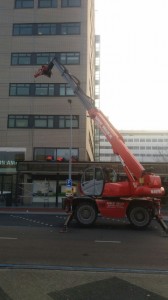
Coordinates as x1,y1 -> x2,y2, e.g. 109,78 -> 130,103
75,202 -> 97,227
127,206 -> 152,230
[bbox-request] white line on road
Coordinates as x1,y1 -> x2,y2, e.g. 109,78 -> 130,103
95,240 -> 121,243
0,237 -> 18,240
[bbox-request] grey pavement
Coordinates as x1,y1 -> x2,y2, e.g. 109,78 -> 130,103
0,268 -> 168,300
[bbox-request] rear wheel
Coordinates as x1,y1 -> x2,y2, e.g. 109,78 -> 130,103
75,202 -> 97,227
127,206 -> 152,229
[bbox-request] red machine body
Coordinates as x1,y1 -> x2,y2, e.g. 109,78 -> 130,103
34,58 -> 167,232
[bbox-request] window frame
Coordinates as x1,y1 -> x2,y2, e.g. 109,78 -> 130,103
61,0 -> 81,7
11,52 -> 80,65
38,0 -> 57,8
8,115 -> 79,129
9,83 -> 30,96
34,115 -> 54,128
15,0 -> 34,8
9,83 -> 74,97
13,23 -> 80,36
34,147 -> 79,161
8,115 -> 29,128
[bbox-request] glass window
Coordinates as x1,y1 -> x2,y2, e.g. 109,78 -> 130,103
8,115 -> 29,128
34,116 -> 54,128
38,0 -> 57,7
72,116 -> 79,128
58,115 -> 78,128
15,0 -> 34,8
8,115 -> 78,129
59,116 -> 69,128
9,83 -> 75,96
34,148 -> 55,160
57,148 -> 78,161
9,84 -> 30,96
34,148 -> 78,161
35,84 -> 54,96
36,52 -> 55,65
37,24 -> 57,35
11,53 -> 31,65
13,24 -> 33,35
60,23 -> 80,35
60,52 -> 80,64
61,0 -> 81,7
59,84 -> 74,96
13,23 -> 80,36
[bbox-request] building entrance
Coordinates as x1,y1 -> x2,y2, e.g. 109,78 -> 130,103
0,175 -> 15,206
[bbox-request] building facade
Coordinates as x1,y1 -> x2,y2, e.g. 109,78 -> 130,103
100,130 -> 168,163
0,0 -> 95,206
94,34 -> 100,161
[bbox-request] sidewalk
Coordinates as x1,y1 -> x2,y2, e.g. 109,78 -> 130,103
0,268 -> 168,300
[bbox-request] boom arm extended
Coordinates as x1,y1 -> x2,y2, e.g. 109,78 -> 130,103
34,58 -> 148,181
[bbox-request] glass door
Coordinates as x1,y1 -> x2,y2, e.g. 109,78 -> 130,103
0,175 -> 14,206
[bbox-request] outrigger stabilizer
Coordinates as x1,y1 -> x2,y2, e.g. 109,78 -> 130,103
60,196 -> 75,233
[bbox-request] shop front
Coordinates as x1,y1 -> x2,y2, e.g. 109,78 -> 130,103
0,148 -> 25,207
16,162 -> 83,208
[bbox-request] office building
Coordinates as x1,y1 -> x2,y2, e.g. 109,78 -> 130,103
100,130 -> 168,163
0,0 -> 95,205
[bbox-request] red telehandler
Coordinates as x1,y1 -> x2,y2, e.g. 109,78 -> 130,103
34,58 -> 168,233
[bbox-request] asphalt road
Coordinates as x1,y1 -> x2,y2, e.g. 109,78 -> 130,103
0,213 -> 168,300
0,213 -> 168,269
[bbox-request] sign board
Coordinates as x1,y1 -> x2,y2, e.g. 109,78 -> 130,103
66,179 -> 72,187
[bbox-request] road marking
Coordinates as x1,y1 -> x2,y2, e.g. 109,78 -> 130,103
0,237 -> 18,240
95,240 -> 121,243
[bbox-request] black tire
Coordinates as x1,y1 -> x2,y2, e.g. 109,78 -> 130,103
127,206 -> 152,229
75,202 -> 97,227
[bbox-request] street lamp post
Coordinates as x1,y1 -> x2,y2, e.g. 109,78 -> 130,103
68,99 -> 72,184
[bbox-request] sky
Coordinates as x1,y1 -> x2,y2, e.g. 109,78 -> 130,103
95,0 -> 168,130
